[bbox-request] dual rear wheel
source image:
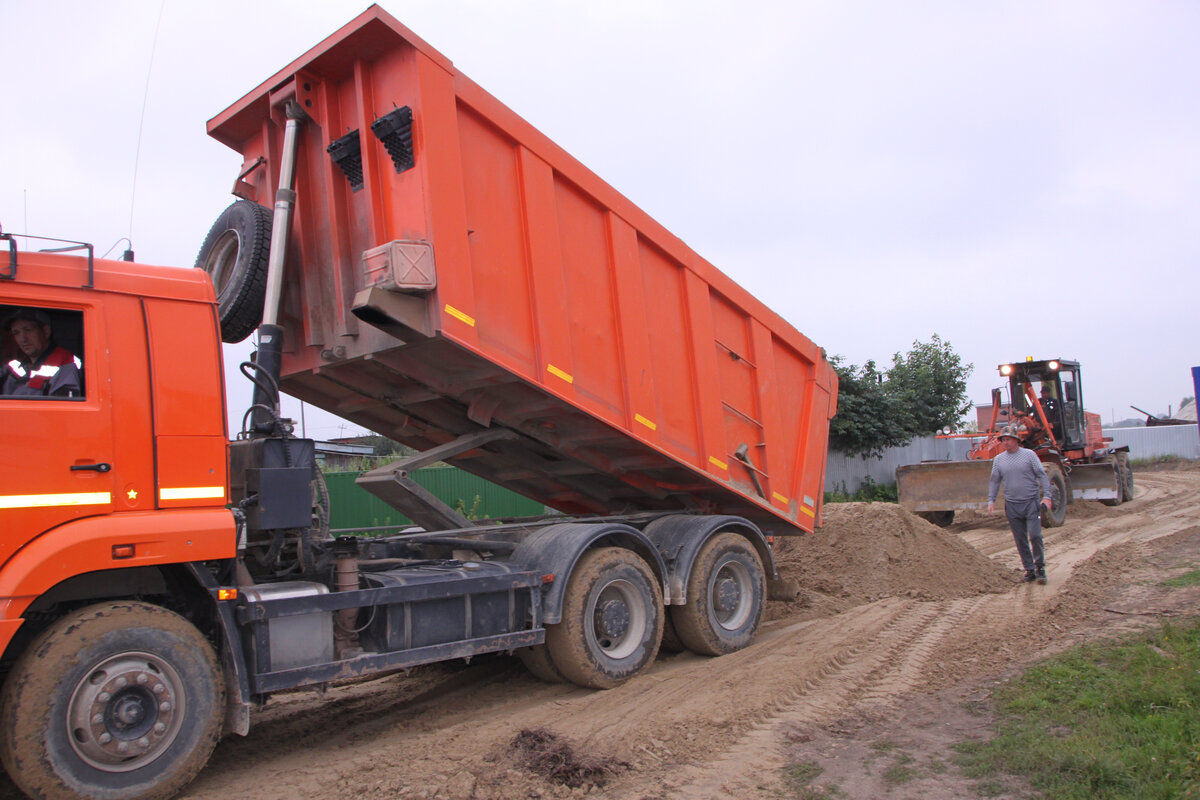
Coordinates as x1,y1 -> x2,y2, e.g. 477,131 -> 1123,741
521,534 -> 766,689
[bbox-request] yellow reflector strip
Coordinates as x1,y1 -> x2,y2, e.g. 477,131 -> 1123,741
0,491 -> 111,510
708,456 -> 728,471
800,506 -> 816,518
546,364 -> 574,384
772,491 -> 789,505
634,413 -> 657,431
160,486 -> 225,501
444,304 -> 476,327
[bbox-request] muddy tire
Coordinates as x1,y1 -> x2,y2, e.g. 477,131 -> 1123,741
516,644 -> 566,684
1117,452 -> 1134,502
1041,465 -> 1068,528
0,602 -> 225,800
1100,456 -> 1125,507
545,548 -> 663,689
917,510 -> 955,528
659,611 -> 685,653
671,533 -> 765,656
195,200 -> 272,343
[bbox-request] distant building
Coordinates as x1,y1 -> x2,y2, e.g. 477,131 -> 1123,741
314,440 -> 374,470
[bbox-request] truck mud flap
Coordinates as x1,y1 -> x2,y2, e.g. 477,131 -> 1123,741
896,460 -> 996,513
1066,462 -> 1120,501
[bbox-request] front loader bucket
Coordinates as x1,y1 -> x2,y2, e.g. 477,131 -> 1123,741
896,460 -> 998,513
1066,462 -> 1120,501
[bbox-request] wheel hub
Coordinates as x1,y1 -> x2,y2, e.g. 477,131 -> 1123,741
594,597 -> 631,641
68,655 -> 181,771
713,576 -> 741,613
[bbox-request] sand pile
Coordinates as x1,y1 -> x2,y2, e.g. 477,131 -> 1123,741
772,502 -> 1013,607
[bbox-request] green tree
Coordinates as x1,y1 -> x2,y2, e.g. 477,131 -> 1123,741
828,335 -> 972,458
886,334 -> 973,434
827,357 -> 914,458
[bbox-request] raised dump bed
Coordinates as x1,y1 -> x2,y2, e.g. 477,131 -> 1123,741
206,6 -> 836,535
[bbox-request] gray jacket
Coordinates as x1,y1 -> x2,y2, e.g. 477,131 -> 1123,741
988,447 -> 1051,503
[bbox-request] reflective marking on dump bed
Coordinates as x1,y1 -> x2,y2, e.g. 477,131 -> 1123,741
634,413 -> 657,431
546,364 -> 574,384
772,491 -> 789,505
444,304 -> 476,327
800,506 -> 816,518
159,486 -> 225,501
0,491 -> 111,509
709,456 -> 729,471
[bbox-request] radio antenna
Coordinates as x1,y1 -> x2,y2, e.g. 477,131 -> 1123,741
127,0 -> 167,259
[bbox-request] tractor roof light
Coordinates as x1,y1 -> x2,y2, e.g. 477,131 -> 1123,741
1048,360 -> 1060,370
999,364 -> 1014,376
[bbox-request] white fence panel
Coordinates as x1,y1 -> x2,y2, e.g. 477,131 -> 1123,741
1104,425 -> 1200,461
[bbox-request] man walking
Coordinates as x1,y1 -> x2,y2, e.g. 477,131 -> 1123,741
987,427 -> 1053,584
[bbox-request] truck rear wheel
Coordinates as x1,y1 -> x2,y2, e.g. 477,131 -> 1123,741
0,602 -> 224,800
671,533 -> 765,656
1041,465 -> 1067,528
545,548 -> 662,689
195,200 -> 272,343
516,643 -> 565,683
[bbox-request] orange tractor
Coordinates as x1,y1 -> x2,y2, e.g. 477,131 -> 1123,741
897,359 -> 1132,527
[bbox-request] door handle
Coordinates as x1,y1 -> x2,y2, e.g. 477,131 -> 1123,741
70,463 -> 112,473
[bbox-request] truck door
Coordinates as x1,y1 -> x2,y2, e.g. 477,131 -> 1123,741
0,301 -> 116,565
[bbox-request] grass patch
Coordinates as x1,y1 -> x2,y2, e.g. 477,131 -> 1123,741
955,619 -> 1200,799
882,753 -> 917,785
1162,569 -> 1200,588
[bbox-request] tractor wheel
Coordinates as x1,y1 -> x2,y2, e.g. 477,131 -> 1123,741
545,548 -> 662,689
1101,455 -> 1125,507
195,200 -> 272,343
0,602 -> 224,800
917,510 -> 955,528
1117,452 -> 1134,502
1041,465 -> 1068,528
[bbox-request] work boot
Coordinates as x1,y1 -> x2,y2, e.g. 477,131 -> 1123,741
1022,570 -> 1037,583
1036,567 -> 1047,584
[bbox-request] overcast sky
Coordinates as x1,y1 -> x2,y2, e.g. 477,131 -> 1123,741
3,1 -> 1197,440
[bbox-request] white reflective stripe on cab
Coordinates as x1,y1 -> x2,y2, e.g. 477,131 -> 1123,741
159,486 -> 225,501
0,491 -> 112,509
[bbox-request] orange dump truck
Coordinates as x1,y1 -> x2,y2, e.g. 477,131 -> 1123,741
0,7 -> 836,799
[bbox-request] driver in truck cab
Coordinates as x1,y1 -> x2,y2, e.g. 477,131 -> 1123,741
1,307 -> 82,398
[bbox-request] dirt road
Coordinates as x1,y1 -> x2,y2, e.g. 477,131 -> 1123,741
6,469 -> 1197,800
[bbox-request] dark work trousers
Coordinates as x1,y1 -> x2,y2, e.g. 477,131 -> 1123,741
1005,496 -> 1045,571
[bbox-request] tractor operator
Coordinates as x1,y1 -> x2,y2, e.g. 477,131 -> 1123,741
2,308 -> 82,398
986,426 -> 1052,584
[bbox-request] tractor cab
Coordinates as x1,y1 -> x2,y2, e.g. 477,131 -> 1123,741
1003,359 -> 1085,450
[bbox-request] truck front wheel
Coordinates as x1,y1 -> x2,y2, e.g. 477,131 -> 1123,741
0,602 -> 225,800
545,548 -> 663,689
671,533 -> 765,656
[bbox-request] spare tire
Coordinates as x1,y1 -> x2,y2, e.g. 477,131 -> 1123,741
195,200 -> 272,343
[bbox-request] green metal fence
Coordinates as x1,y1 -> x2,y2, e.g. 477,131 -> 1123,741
323,466 -> 546,532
